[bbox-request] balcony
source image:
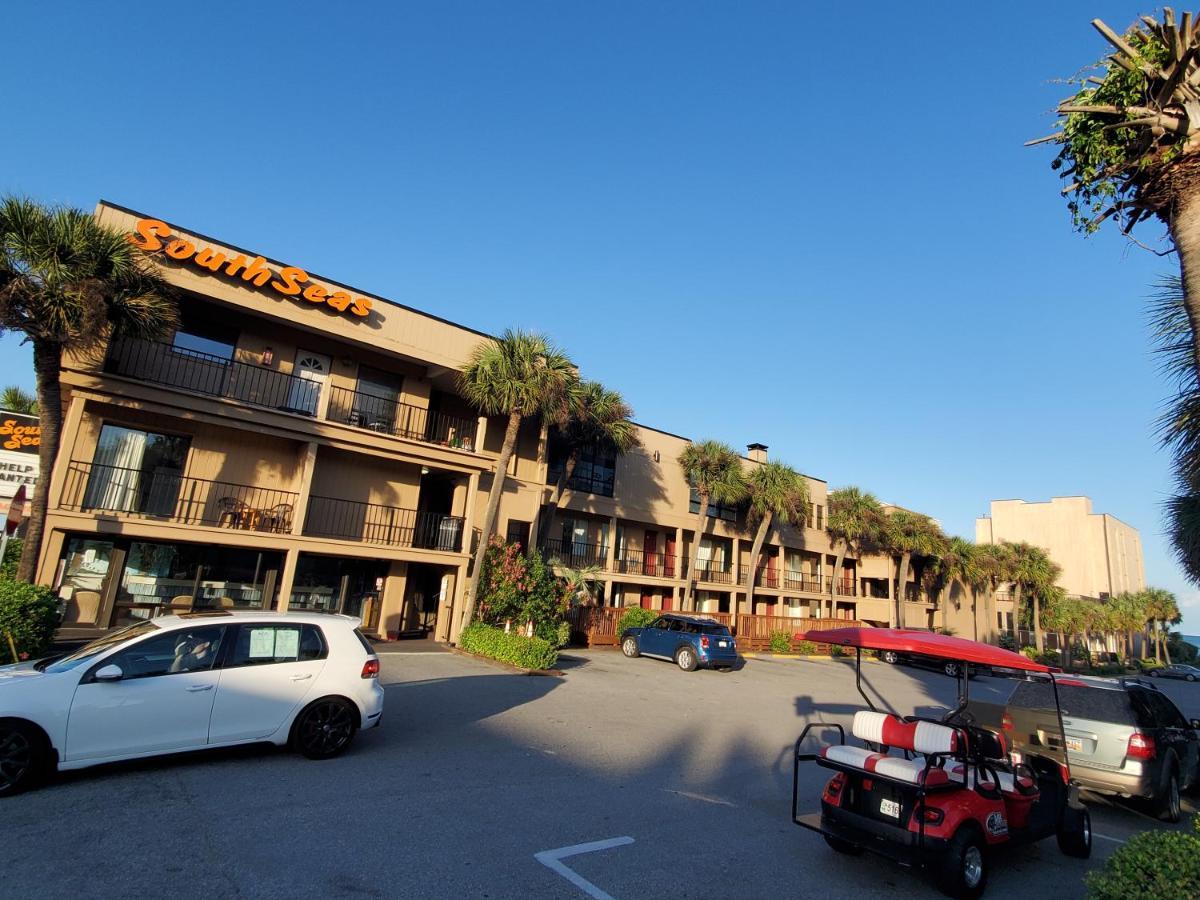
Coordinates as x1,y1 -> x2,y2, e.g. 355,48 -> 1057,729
104,337 -> 477,452
615,547 -> 677,578
325,385 -> 476,451
542,539 -> 608,571
60,461 -> 298,532
686,562 -> 733,585
739,564 -> 782,589
835,580 -> 858,597
303,496 -> 465,551
780,572 -> 827,593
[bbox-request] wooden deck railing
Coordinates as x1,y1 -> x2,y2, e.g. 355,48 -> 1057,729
565,607 -> 857,649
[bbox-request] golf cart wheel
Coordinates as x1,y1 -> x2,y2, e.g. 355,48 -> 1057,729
823,833 -> 862,855
1155,763 -> 1182,823
935,825 -> 987,900
621,637 -> 640,658
881,651 -> 898,664
675,646 -> 699,672
1057,805 -> 1092,859
0,720 -> 46,798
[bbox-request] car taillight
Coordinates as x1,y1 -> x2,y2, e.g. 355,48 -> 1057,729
361,658 -> 380,679
1127,731 -> 1156,761
700,636 -> 709,649
1001,712 -> 1014,732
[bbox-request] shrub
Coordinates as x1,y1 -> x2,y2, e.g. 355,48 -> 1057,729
549,620 -> 571,649
477,537 -> 568,642
794,640 -> 818,655
1136,658 -> 1163,671
1086,817 -> 1200,899
1036,650 -> 1061,667
829,645 -> 844,658
617,607 -> 658,637
0,536 -> 21,580
0,580 -> 59,661
1020,645 -> 1038,660
769,630 -> 793,654
458,622 -> 558,670
998,633 -> 1017,651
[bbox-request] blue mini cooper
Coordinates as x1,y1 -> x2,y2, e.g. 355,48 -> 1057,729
620,614 -> 738,672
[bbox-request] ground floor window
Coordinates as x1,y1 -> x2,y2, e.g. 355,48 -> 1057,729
289,554 -> 388,630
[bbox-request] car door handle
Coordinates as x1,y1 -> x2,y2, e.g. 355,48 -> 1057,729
186,684 -> 214,692
290,673 -> 313,681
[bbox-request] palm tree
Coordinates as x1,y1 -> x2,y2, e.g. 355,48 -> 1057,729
1109,592 -> 1149,663
936,537 -> 983,640
0,197 -> 178,582
537,380 -> 638,547
556,562 -> 605,607
678,440 -> 747,612
1007,542 -> 1060,653
879,509 -> 945,628
458,329 -> 576,629
741,461 -> 808,619
826,487 -> 883,618
975,542 -> 1016,643
0,385 -> 36,414
1143,587 -> 1181,663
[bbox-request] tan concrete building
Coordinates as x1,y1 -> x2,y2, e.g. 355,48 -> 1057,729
38,202 -> 949,642
975,497 -> 1145,602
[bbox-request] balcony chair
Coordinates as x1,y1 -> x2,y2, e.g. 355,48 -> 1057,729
217,496 -> 251,528
257,503 -> 293,533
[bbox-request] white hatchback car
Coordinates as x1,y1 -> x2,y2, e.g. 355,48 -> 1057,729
0,611 -> 384,796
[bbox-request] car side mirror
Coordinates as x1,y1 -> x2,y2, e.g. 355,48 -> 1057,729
93,664 -> 124,682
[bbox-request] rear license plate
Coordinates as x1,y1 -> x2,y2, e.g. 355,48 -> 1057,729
718,640 -> 729,648
880,799 -> 900,818
1065,738 -> 1083,752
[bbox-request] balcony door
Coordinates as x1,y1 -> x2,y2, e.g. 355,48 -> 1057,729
84,425 -> 190,517
287,350 -> 330,415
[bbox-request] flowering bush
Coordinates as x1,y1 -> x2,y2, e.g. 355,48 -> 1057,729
477,537 -> 570,647
0,580 -> 59,661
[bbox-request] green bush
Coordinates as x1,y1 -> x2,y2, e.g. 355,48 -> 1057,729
829,645 -> 844,658
1020,645 -> 1038,660
998,633 -> 1017,652
0,580 -> 59,661
617,607 -> 658,637
1036,650 -> 1061,667
795,640 -> 818,655
458,622 -> 559,670
1086,817 -> 1200,899
0,536 -> 22,580
769,630 -> 793,654
477,537 -> 569,644
1135,658 -> 1162,671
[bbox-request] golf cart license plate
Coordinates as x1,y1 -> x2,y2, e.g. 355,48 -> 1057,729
1066,738 -> 1083,752
880,799 -> 900,818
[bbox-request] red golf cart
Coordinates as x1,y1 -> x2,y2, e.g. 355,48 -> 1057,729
791,628 -> 1091,899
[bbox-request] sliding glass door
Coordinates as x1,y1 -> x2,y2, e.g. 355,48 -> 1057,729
84,425 -> 190,516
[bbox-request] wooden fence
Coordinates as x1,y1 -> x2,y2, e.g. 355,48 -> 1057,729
565,607 -> 856,650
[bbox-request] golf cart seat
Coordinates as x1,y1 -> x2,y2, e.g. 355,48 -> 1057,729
817,711 -> 963,787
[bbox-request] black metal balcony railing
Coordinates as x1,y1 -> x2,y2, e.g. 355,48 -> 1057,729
105,337 -> 478,452
781,572 -> 826,593
303,496 -> 465,551
325,385 -> 477,451
738,563 -> 781,589
542,539 -> 608,570
61,461 -> 298,532
690,563 -> 733,585
615,547 -> 676,578
835,580 -> 858,597
106,336 -> 325,416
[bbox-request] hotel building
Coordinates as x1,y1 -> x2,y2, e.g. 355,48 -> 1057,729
38,202 -> 956,641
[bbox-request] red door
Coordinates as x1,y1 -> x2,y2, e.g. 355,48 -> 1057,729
661,589 -> 673,611
640,588 -> 654,609
664,535 -> 676,578
643,531 -> 658,576
765,553 -> 778,588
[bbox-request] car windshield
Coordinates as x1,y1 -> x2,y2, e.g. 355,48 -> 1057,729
700,624 -> 731,636
39,621 -> 160,673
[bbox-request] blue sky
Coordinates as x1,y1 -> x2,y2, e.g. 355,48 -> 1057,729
3,3 -> 1194,626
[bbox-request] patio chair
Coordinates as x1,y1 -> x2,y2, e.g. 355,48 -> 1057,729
217,496 -> 250,528
258,503 -> 293,533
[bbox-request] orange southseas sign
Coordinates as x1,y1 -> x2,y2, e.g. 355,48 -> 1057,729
128,218 -> 373,320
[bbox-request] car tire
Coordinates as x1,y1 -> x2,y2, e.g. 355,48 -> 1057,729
621,637 -> 640,658
1149,670 -> 1159,677
1056,805 -> 1092,859
0,720 -> 47,798
935,825 -> 987,900
944,662 -> 959,677
675,646 -> 699,672
823,834 -> 862,855
882,651 -> 898,665
291,698 -> 358,760
1155,763 -> 1182,823
1187,674 -> 1196,682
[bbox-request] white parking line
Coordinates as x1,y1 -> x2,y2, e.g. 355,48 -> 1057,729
534,836 -> 635,900
1093,832 -> 1126,845
664,789 -> 737,807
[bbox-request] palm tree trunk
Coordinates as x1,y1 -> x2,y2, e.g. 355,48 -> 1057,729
1012,584 -> 1022,646
743,512 -> 771,621
461,411 -> 522,631
1170,187 -> 1200,378
680,497 -> 709,613
895,552 -> 911,628
829,543 -> 847,620
1164,627 -> 1174,665
536,450 -> 579,548
1033,594 -> 1044,653
971,585 -> 979,642
940,579 -> 954,633
16,340 -> 62,583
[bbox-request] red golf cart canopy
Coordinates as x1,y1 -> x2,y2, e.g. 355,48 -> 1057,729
796,627 -> 1054,673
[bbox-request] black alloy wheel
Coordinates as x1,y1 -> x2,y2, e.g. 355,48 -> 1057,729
294,699 -> 357,760
0,722 -> 42,797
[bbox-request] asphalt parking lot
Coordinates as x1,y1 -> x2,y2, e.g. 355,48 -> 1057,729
3,646 -> 1196,899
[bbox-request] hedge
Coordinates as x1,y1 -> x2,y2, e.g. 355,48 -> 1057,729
0,580 -> 60,662
458,622 -> 559,671
617,607 -> 658,637
1086,817 -> 1200,899
769,630 -> 793,653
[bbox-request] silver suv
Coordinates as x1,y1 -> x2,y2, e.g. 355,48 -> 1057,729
967,676 -> 1200,821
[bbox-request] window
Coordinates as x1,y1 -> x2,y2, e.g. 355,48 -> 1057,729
172,329 -> 236,361
85,425 -> 190,516
117,541 -> 281,611
228,624 -> 326,667
688,487 -> 738,522
351,365 -> 402,429
547,440 -> 616,497
97,625 -> 226,679
506,519 -> 532,549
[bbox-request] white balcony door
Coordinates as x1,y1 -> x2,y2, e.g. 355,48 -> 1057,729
288,350 -> 330,415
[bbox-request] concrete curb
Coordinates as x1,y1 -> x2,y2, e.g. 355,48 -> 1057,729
448,645 -> 565,677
